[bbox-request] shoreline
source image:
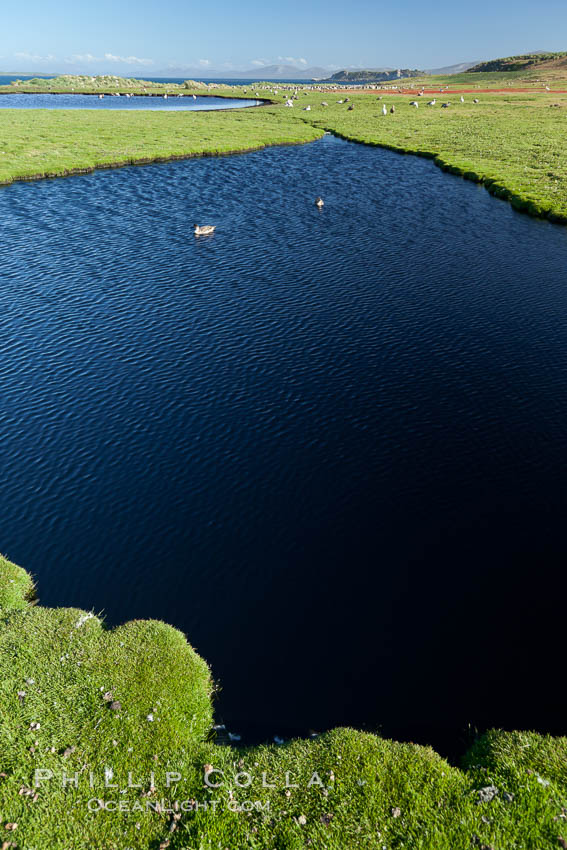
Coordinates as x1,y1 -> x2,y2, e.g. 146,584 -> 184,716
0,89 -> 273,101
2,554 -> 567,848
322,128 -> 567,226
0,134 -> 320,187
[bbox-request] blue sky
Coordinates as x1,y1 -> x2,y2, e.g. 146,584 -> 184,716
2,0 -> 566,73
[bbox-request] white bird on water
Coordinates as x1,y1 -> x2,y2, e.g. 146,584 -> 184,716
194,225 -> 216,236
315,197 -> 324,208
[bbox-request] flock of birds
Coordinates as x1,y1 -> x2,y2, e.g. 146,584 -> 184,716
372,92 -> 481,113
283,89 -> 482,113
97,92 -> 200,100
403,94 -> 481,109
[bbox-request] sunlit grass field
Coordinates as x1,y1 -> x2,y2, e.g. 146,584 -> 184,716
3,555 -> 567,849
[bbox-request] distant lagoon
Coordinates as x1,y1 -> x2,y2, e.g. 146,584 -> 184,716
0,92 -> 262,111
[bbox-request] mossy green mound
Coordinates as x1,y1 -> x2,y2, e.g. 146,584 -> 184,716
1,557 -> 567,848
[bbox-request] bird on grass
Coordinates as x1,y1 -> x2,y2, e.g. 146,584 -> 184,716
390,106 -> 395,113
382,104 -> 387,115
194,225 -> 216,236
409,101 -> 419,108
460,96 -> 465,103
427,99 -> 436,106
473,98 -> 480,104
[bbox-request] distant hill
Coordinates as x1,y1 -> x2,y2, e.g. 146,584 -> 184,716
153,64 -> 331,80
469,52 -> 567,73
426,61 -> 479,75
322,68 -> 423,82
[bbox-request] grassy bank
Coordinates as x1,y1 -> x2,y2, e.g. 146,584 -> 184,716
2,555 -> 567,849
0,106 -> 323,185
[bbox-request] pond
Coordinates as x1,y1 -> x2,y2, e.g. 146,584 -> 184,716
1,134 -> 567,755
0,93 -> 261,110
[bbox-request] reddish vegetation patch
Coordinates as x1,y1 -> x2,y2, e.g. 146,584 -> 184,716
340,87 -> 567,95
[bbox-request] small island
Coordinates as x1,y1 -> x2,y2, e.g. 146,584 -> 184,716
321,68 -> 423,82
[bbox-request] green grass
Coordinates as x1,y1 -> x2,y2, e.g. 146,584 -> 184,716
401,71 -> 567,87
2,557 -> 567,849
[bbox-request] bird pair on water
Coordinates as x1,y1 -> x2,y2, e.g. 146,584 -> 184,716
195,198 -> 325,234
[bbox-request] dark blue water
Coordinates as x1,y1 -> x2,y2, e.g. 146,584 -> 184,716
0,93 -> 260,111
2,135 -> 567,754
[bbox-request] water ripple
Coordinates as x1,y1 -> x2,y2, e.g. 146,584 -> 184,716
1,135 -> 567,749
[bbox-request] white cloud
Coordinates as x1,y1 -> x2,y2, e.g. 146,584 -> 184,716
251,58 -> 270,67
14,52 -> 57,63
66,53 -> 97,64
63,52 -> 153,66
278,56 -> 308,66
104,53 -> 154,66
198,59 -> 211,67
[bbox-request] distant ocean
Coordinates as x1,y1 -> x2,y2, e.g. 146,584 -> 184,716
0,75 -> 317,87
